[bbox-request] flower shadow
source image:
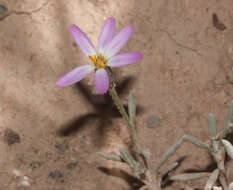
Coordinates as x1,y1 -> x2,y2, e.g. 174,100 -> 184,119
57,76 -> 144,145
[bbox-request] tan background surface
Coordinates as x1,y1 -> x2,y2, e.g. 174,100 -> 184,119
0,0 -> 233,189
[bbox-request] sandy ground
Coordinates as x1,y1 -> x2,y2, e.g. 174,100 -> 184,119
0,0 -> 233,189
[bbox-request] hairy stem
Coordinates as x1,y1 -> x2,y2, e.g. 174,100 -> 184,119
108,86 -> 139,150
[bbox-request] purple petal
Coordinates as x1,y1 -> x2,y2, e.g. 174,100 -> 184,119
56,65 -> 94,88
70,25 -> 96,56
94,68 -> 109,94
107,52 -> 142,67
98,18 -> 116,53
103,26 -> 134,59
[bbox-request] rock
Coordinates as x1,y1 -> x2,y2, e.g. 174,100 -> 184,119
55,140 -> 69,153
212,13 -> 226,31
29,161 -> 43,170
0,5 -> 8,20
146,115 -> 162,129
12,169 -> 21,178
49,170 -> 65,183
21,176 -> 30,187
66,162 -> 78,170
3,128 -> 20,145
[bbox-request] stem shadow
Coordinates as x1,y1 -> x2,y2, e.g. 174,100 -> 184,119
57,76 -> 144,146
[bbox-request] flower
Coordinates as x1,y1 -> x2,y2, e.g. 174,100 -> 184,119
56,18 -> 142,94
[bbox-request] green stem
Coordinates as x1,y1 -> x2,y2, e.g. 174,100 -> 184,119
108,86 -> 139,151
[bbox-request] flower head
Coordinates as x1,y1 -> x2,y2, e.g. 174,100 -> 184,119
56,18 -> 142,94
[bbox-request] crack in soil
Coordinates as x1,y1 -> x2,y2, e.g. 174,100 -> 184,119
155,28 -> 202,57
0,0 -> 50,21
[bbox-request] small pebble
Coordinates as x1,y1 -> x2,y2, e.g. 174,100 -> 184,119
212,13 -> 226,31
21,176 -> 30,186
147,115 -> 162,129
12,169 -> 21,177
4,129 -> 20,145
55,140 -> 69,153
49,170 -> 65,183
0,5 -> 8,20
29,161 -> 43,170
66,162 -> 78,170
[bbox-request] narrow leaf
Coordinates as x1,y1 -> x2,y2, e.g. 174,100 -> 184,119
119,147 -> 137,169
128,91 -> 136,126
153,135 -> 209,175
208,113 -> 217,137
170,172 -> 209,181
219,172 -> 228,190
222,140 -> 233,159
224,101 -> 233,131
160,162 -> 179,178
96,152 -> 122,162
205,169 -> 219,190
183,135 -> 209,149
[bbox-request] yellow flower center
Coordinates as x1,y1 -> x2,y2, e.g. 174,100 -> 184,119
89,54 -> 107,69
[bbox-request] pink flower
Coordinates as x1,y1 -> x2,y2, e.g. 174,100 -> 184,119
56,18 -> 142,94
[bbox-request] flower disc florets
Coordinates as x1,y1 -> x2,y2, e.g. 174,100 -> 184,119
89,54 -> 107,69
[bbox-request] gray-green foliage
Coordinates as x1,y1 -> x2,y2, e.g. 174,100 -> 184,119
222,139 -> 233,159
98,89 -> 233,190
205,169 -> 219,190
